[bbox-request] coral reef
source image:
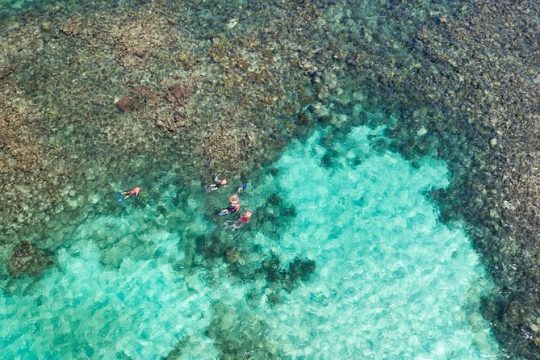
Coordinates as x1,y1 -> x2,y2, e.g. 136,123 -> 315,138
165,84 -> 191,107
207,303 -> 282,360
260,254 -> 316,293
201,125 -> 259,174
0,98 -> 43,174
107,13 -> 181,69
0,65 -> 14,80
289,1 -> 539,356
0,82 -> 65,248
115,96 -> 139,112
0,0 -> 538,357
7,241 -> 51,278
411,5 -> 540,351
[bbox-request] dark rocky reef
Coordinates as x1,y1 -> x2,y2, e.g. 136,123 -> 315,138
163,336 -> 190,360
0,65 -> 14,80
260,253 -> 316,294
165,84 -> 191,107
115,96 -> 139,112
7,241 -> 52,278
0,83 -> 67,247
207,303 -> 282,360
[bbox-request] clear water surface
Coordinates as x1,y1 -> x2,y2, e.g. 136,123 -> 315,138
0,115 -> 499,358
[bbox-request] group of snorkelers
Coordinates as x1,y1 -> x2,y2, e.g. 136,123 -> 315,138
120,174 -> 251,231
207,174 -> 252,230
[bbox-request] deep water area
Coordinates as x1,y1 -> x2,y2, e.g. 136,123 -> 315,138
1,0 -> 538,358
1,122 -> 500,359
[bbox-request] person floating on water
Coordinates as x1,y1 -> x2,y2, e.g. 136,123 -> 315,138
121,186 -> 141,199
205,174 -> 228,192
224,210 -> 252,230
216,194 -> 241,216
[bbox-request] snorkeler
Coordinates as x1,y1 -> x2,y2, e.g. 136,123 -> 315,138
216,202 -> 240,216
216,194 -> 241,216
224,210 -> 252,230
205,174 -> 228,192
121,186 -> 141,199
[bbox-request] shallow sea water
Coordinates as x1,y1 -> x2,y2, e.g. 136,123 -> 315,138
0,117 -> 500,358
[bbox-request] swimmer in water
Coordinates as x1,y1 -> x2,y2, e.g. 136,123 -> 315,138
216,194 -> 240,216
224,210 -> 252,230
205,175 -> 228,192
121,186 -> 141,199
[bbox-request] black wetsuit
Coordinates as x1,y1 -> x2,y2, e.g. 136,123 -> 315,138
216,204 -> 240,216
227,205 -> 239,213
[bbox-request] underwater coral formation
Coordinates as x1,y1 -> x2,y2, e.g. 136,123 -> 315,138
115,96 -> 139,112
7,241 -> 51,278
165,84 -> 192,107
0,0 -> 538,357
0,65 -> 14,80
207,303 -> 282,360
284,1 -> 539,356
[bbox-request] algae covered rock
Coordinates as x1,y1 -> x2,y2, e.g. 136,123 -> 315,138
155,111 -> 191,133
165,84 -> 192,107
115,96 -> 139,112
7,241 -> 52,278
202,126 -> 259,174
0,65 -> 14,80
60,15 -> 81,35
208,303 -> 282,360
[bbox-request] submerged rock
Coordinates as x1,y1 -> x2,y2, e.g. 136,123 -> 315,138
165,84 -> 191,107
60,16 -> 80,35
288,257 -> 316,282
7,241 -> 52,278
115,96 -> 139,112
282,257 -> 316,292
0,66 -> 14,80
261,253 -> 284,283
259,253 -> 316,292
202,126 -> 259,174
155,112 -> 190,132
40,22 -> 53,33
208,303 -> 281,359
224,247 -> 243,265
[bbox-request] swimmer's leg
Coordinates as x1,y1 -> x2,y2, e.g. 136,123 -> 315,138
216,208 -> 230,216
223,220 -> 235,229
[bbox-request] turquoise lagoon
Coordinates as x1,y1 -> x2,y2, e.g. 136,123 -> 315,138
0,121 -> 499,358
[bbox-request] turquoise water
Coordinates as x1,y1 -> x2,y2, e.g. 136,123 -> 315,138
0,123 -> 499,358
